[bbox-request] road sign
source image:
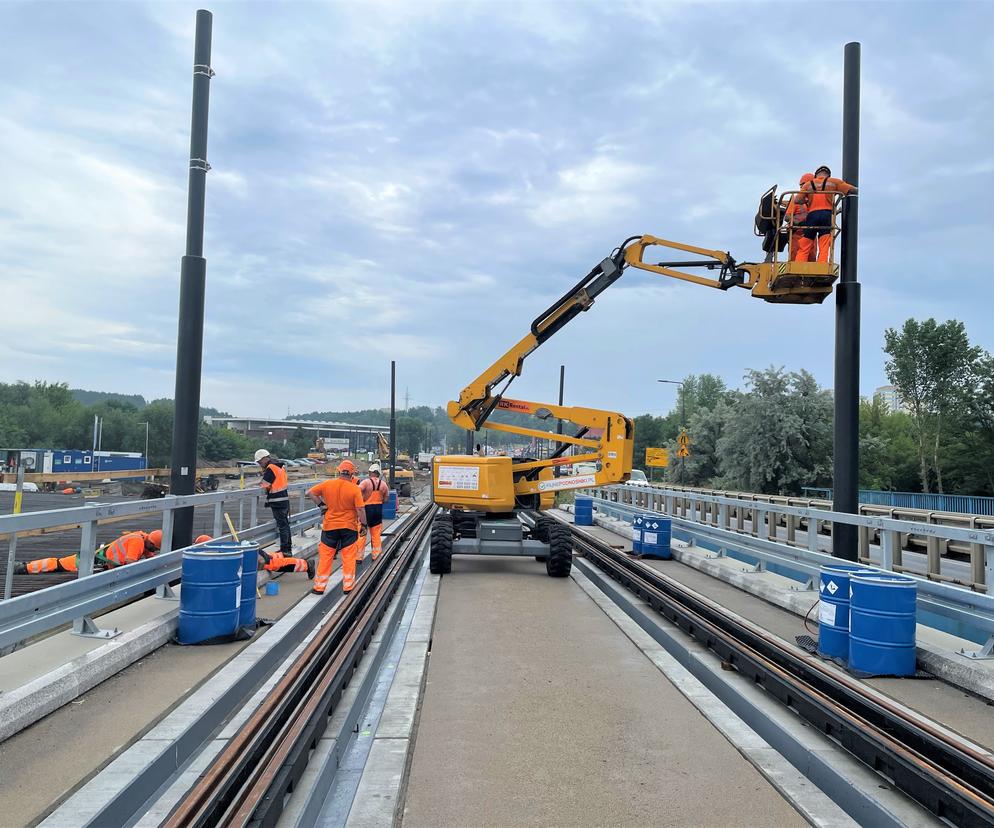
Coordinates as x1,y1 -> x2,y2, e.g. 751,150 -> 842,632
676,445 -> 690,459
646,447 -> 669,468
677,430 -> 690,448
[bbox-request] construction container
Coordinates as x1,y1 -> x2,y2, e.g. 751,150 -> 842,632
849,572 -> 917,676
631,514 -> 644,554
178,548 -> 242,644
383,490 -> 398,520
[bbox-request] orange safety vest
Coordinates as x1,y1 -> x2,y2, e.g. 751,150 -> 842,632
361,476 -> 388,505
801,175 -> 854,212
263,462 -> 289,505
105,532 -> 148,567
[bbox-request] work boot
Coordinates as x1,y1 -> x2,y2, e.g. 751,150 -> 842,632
306,558 -> 315,580
13,562 -> 27,575
311,587 -> 324,596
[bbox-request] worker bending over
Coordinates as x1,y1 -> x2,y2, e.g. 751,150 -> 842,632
255,449 -> 294,558
796,165 -> 857,263
308,460 -> 368,594
358,463 -> 390,561
16,529 -> 165,574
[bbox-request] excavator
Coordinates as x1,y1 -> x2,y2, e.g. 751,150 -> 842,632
376,432 -> 414,497
429,187 -> 843,577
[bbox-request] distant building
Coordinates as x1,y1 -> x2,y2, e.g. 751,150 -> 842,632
874,385 -> 907,413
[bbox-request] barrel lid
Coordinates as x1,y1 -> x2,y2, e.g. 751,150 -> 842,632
851,571 -> 917,587
183,548 -> 244,560
821,564 -> 875,576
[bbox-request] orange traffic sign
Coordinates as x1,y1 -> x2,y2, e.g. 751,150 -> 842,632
646,447 -> 669,468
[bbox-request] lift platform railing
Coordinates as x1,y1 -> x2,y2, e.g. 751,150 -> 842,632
587,484 -> 994,658
755,186 -> 843,273
0,482 -> 322,649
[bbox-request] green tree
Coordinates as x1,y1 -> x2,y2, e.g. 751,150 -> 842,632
884,318 -> 980,492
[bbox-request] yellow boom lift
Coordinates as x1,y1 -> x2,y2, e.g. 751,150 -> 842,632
429,188 -> 842,577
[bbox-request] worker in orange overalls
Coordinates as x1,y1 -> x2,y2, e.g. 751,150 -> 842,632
17,529 -> 163,574
358,463 -> 390,561
307,461 -> 367,595
786,173 -> 814,261
796,165 -> 858,263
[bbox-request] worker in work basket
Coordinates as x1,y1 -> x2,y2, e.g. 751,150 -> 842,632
308,460 -> 368,595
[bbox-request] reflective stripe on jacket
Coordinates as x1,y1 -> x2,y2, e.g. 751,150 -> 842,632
263,462 -> 290,506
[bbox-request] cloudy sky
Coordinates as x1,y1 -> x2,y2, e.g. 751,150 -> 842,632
1,0 -> 992,418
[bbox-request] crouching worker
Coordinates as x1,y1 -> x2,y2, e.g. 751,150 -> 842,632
16,529 -> 163,575
307,460 -> 368,595
259,547 -> 314,578
359,463 -> 390,561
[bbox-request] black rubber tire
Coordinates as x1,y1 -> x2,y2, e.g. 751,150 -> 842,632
453,512 -> 477,539
545,522 -> 572,577
429,515 -> 454,575
400,482 -> 412,498
532,515 -> 553,543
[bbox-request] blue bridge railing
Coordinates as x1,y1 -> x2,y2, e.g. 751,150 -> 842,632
802,487 -> 994,517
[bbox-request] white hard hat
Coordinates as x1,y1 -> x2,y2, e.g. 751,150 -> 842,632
254,449 -> 270,462
368,462 -> 381,473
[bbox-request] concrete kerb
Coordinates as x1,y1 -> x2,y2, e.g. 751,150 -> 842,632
571,506 -> 994,705
0,529 -> 323,743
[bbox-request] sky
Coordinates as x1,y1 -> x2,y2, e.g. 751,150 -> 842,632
1,0 -> 992,419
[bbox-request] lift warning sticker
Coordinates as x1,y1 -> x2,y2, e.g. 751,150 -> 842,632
818,601 -> 836,626
436,465 -> 480,490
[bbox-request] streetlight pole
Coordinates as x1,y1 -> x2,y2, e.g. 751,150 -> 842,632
658,379 -> 686,484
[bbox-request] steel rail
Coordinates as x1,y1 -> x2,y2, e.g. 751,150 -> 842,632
163,503 -> 435,828
551,514 -> 994,827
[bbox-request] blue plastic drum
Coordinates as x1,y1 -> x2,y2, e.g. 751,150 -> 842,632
631,514 -> 644,554
574,496 -> 594,527
640,516 -> 672,559
178,548 -> 243,644
382,490 -> 398,520
817,564 -> 872,660
849,572 -> 917,676
239,543 -> 258,628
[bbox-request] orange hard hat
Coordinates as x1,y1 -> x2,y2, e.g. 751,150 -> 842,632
194,534 -> 213,544
147,529 -> 163,548
799,172 -> 814,185
337,460 -> 356,475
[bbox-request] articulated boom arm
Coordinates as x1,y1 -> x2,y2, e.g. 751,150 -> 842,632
446,227 -> 838,493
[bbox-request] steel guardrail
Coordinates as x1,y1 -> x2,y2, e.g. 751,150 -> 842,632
587,486 -> 994,656
0,482 -> 323,649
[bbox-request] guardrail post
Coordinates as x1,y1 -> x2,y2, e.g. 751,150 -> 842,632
985,544 -> 994,594
156,499 -> 178,600
786,511 -> 796,545
250,493 -> 259,527
238,499 -> 244,531
298,488 -> 307,538
72,507 -> 121,640
858,525 -> 870,563
927,536 -> 941,580
881,529 -> 899,572
808,514 -> 820,554
718,502 -> 728,531
213,499 -> 224,538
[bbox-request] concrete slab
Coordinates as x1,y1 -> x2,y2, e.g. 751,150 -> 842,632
0,561 -> 325,827
400,556 -> 804,827
0,529 -> 322,743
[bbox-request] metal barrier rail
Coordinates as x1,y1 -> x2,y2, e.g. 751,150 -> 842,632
616,483 -> 994,590
803,486 -> 994,517
587,485 -> 994,658
0,482 -> 322,647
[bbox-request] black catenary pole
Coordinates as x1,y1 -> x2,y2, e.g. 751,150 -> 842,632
389,361 -> 397,488
832,41 -> 861,561
169,9 -> 214,549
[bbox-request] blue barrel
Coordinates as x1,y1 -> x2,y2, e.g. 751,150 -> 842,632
178,548 -> 243,644
631,514 -> 644,554
849,572 -> 917,676
239,543 -> 258,628
197,541 -> 259,629
640,516 -> 671,559
574,496 -> 594,526
817,564 -> 869,660
382,490 -> 398,520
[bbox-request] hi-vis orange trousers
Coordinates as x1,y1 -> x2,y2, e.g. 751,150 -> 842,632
315,528 -> 362,593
